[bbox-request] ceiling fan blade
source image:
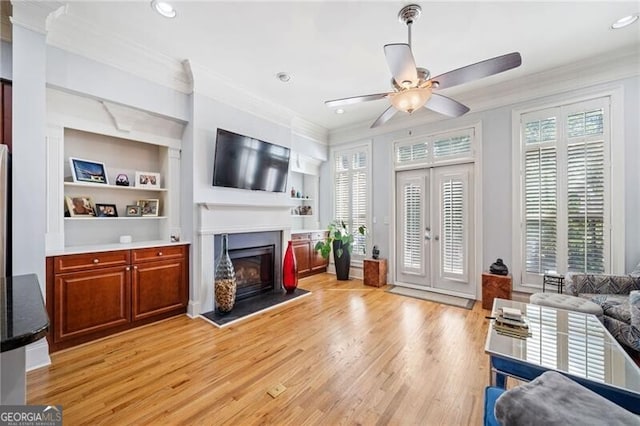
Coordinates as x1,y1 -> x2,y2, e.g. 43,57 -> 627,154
325,93 -> 389,108
425,93 -> 470,117
431,52 -> 522,90
370,106 -> 397,128
384,43 -> 418,87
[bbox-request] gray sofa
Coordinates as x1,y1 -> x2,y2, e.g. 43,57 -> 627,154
566,262 -> 640,353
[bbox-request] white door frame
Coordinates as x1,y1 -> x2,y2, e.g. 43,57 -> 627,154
388,121 -> 483,300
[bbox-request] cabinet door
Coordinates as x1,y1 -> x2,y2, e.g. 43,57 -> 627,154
310,244 -> 329,270
54,266 -> 130,342
293,241 -> 311,274
132,259 -> 186,321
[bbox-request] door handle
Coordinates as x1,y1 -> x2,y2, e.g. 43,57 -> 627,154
425,229 -> 431,241
434,235 -> 440,241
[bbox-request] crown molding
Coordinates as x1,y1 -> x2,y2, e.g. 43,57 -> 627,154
328,47 -> 640,145
45,12 -> 191,94
291,116 -> 328,145
9,1 -> 65,35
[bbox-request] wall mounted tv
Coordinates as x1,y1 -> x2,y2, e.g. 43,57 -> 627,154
212,128 -> 290,193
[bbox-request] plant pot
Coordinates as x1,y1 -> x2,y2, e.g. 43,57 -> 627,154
333,240 -> 351,280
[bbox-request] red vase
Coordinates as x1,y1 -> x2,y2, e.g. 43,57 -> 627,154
283,240 -> 298,293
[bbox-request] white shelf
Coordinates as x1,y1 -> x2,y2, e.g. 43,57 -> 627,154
290,214 -> 315,218
64,182 -> 168,192
290,197 -> 313,202
65,216 -> 168,221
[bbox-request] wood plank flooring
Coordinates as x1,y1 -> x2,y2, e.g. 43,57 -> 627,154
27,274 -> 491,425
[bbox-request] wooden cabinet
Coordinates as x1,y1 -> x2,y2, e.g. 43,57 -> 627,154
364,259 -> 387,287
291,231 -> 329,278
132,254 -> 187,321
482,273 -> 512,310
54,266 -> 131,343
1,79 -> 11,152
46,243 -> 189,352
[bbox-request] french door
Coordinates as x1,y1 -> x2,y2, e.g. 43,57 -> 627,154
395,164 -> 474,297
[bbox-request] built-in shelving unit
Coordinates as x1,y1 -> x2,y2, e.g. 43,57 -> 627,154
45,88 -> 186,253
288,153 -> 321,229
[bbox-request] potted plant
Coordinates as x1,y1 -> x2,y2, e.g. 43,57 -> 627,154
315,220 -> 367,280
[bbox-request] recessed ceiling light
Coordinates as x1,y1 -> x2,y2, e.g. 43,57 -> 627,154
276,72 -> 291,83
611,14 -> 638,29
151,0 -> 176,18
335,109 -> 345,114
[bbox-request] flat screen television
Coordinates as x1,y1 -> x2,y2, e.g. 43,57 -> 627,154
212,128 -> 290,193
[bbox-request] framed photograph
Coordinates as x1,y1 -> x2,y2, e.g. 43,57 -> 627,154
135,171 -> 161,189
125,205 -> 142,217
95,203 -> 118,217
65,196 -> 96,217
69,157 -> 109,185
137,199 -> 159,217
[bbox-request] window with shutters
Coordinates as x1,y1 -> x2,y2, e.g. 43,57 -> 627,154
395,128 -> 473,167
333,143 -> 371,258
517,97 -> 612,286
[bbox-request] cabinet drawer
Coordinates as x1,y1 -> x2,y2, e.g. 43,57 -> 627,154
54,250 -> 130,273
311,232 -> 327,241
132,245 -> 185,263
291,233 -> 310,242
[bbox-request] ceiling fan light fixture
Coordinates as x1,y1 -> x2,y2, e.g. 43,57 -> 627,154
390,87 -> 432,113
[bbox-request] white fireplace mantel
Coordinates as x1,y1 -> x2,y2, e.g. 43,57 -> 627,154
190,201 -> 292,316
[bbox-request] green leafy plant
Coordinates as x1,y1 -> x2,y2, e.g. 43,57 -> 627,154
314,220 -> 367,259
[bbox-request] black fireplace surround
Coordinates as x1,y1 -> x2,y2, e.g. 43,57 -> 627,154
213,231 -> 282,300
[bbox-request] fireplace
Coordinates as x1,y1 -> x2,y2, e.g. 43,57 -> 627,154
229,245 -> 275,300
213,231 -> 282,305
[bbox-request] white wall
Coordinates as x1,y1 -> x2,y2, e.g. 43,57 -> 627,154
1,40 -> 11,79
320,75 -> 640,291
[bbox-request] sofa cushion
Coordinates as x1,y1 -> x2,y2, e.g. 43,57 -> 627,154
631,262 -> 640,278
630,290 -> 640,330
494,371 -> 638,425
583,294 -> 631,323
603,315 -> 640,352
530,293 -> 603,318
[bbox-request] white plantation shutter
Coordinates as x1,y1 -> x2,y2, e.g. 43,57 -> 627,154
333,145 -> 371,258
519,98 -> 610,285
394,128 -> 473,167
402,180 -> 423,270
524,146 -> 557,274
566,108 -> 606,273
441,178 -> 464,275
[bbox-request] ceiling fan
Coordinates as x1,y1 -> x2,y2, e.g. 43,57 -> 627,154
325,4 -> 522,128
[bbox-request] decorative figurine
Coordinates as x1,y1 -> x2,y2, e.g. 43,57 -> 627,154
372,245 -> 380,259
490,258 -> 509,275
291,187 -> 296,198
115,173 -> 130,186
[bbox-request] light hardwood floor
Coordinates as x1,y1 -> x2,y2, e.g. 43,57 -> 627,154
28,274 -> 491,425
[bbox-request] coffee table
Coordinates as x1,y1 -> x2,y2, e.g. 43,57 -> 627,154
485,298 -> 640,414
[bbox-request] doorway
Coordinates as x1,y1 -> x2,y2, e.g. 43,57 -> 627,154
395,163 -> 475,297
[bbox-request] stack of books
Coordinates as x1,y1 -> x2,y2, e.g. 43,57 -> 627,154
493,307 -> 531,339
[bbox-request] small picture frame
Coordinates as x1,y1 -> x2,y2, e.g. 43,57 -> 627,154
125,205 -> 142,217
65,195 -> 96,217
95,203 -> 118,217
69,157 -> 109,185
135,171 -> 161,189
137,199 -> 159,217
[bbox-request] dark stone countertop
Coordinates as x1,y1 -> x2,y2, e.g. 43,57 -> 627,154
1,274 -> 49,352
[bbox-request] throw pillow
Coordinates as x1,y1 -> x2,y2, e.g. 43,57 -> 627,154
630,290 -> 640,330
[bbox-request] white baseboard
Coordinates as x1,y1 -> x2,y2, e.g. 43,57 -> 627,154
26,340 -> 51,371
187,300 -> 201,317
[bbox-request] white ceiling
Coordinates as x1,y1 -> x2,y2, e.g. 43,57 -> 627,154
57,1 -> 639,131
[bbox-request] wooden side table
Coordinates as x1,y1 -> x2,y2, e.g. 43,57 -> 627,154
482,273 -> 512,310
364,259 -> 387,287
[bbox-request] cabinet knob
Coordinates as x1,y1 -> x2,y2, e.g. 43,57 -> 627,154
126,266 -> 130,271
158,252 -> 163,256
134,266 -> 138,270
93,258 -> 99,264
